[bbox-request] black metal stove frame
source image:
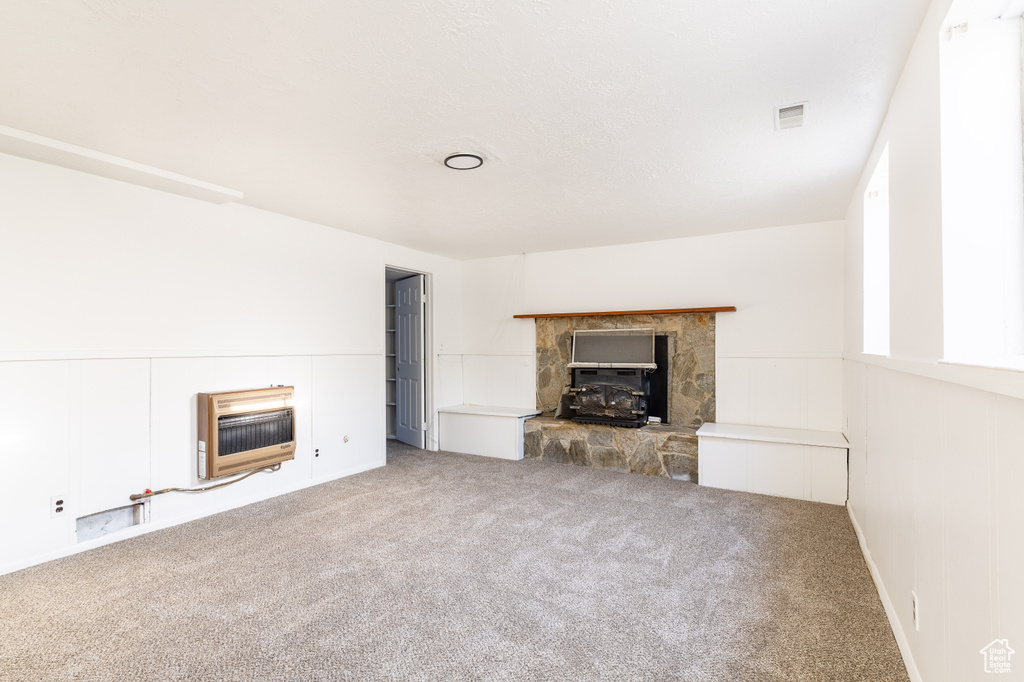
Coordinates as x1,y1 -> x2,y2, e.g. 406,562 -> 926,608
567,329 -> 657,428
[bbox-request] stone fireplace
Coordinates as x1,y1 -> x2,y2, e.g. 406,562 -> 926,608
522,310 -> 721,481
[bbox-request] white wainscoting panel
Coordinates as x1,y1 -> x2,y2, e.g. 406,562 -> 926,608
904,370 -> 944,682
437,354 -> 464,408
312,355 -> 384,480
940,382 -> 993,682
995,395 -> 1024,673
461,354 -> 535,409
716,356 -> 842,432
846,358 -> 1024,682
0,361 -> 76,567
78,359 -> 151,518
149,357 -> 220,522
753,360 -> 805,428
806,359 -> 844,431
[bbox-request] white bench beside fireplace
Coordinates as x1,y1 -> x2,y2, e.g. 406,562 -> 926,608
438,405 -> 542,460
696,423 -> 848,505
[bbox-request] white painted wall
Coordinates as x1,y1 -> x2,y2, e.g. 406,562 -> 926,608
456,255 -> 537,408
0,151 -> 463,574
844,0 -> 1024,678
460,221 -> 845,431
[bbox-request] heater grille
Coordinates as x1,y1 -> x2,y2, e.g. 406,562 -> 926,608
569,329 -> 656,368
217,408 -> 294,456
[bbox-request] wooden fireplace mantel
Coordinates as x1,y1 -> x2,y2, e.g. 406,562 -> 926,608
513,306 -> 736,319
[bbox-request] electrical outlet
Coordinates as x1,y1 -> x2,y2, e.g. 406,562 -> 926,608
911,591 -> 920,631
51,495 -> 67,518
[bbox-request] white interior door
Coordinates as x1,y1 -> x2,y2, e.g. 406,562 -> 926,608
395,275 -> 425,448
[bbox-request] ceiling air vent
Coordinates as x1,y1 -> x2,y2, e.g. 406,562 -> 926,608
775,103 -> 806,130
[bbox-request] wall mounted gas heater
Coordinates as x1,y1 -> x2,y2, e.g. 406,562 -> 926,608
197,386 -> 296,479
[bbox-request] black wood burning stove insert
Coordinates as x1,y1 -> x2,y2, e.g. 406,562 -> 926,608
568,329 -> 657,428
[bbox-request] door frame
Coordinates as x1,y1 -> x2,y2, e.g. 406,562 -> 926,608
384,264 -> 435,450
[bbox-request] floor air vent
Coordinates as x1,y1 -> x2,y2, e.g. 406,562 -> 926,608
76,503 -> 148,542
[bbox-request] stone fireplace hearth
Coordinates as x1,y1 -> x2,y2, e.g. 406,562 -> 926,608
525,417 -> 699,479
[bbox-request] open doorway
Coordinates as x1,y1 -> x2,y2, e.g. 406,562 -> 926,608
385,266 -> 430,449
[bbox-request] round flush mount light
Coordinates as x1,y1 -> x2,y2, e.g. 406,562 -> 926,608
444,153 -> 484,170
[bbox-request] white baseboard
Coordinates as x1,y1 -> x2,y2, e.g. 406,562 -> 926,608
847,505 -> 923,682
0,458 -> 385,577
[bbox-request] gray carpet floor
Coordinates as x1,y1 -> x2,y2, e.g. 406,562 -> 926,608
0,442 -> 908,681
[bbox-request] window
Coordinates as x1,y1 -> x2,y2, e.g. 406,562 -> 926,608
940,1 -> 1024,368
863,145 -> 890,356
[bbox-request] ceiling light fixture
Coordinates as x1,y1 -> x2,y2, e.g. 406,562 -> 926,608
444,153 -> 483,170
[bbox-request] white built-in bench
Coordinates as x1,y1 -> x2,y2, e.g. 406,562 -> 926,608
696,423 -> 849,505
438,405 -> 542,460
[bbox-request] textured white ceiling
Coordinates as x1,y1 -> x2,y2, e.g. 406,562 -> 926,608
0,0 -> 930,259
